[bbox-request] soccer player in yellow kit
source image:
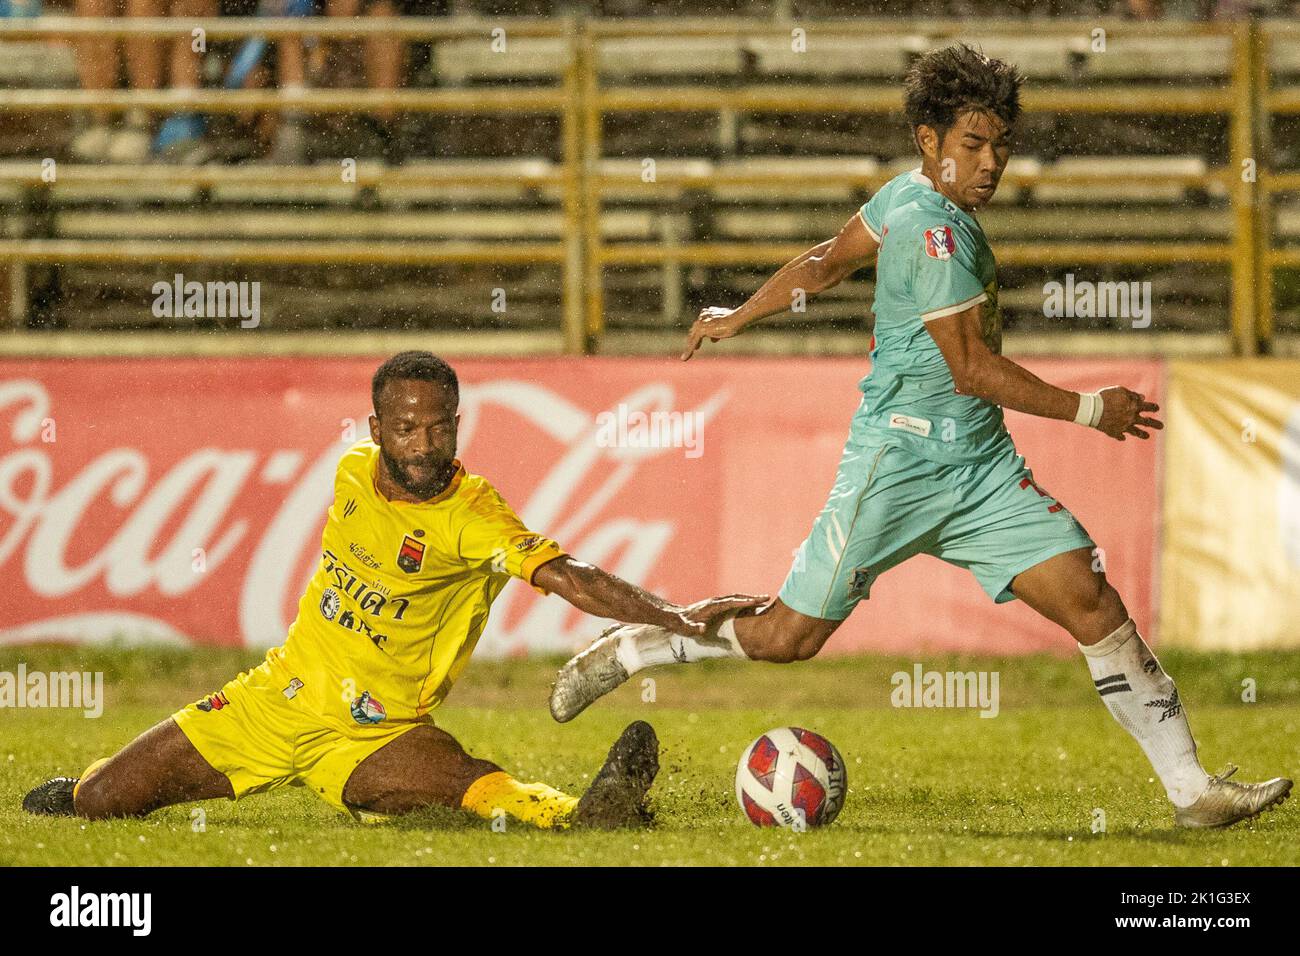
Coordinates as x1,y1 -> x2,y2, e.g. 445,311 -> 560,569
23,351 -> 763,829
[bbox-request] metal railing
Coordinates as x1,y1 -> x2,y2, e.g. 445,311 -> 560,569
0,16 -> 1287,355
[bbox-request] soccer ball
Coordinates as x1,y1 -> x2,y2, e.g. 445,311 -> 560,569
735,727 -> 847,828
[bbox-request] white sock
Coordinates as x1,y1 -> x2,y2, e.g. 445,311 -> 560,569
614,615 -> 749,675
1080,619 -> 1210,807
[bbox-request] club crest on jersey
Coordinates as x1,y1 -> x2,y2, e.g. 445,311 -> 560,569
924,225 -> 956,260
350,691 -> 387,725
319,587 -> 341,621
195,692 -> 229,713
397,534 -> 425,574
847,566 -> 878,600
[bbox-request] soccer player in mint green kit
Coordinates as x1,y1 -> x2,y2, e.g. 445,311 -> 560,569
551,43 -> 1292,829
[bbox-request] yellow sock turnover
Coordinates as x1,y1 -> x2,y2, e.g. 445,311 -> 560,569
72,757 -> 110,802
460,770 -> 579,830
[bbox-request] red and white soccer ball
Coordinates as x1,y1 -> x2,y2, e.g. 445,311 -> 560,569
735,727 -> 847,828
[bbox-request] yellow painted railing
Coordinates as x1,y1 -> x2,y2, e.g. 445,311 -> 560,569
0,16 -> 1291,354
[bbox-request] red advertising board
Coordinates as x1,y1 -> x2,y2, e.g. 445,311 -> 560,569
0,357 -> 1161,656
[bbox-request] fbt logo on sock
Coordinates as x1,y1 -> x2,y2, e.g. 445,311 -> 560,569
49,886 -> 151,936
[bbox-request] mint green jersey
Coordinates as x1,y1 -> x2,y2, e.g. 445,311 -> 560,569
850,169 -> 1011,463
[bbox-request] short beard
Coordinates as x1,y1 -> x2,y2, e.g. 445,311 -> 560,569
380,446 -> 456,500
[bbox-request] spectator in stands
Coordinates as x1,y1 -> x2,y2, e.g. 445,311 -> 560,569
227,0 -> 410,163
71,0 -> 214,163
319,0 -> 401,96
314,0 -> 402,153
303,0 -> 448,163
218,0 -> 316,162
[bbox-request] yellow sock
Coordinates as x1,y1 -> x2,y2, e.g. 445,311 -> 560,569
461,771 -> 579,830
72,757 -> 110,802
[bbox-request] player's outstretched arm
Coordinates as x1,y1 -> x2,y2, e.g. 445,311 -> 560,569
531,555 -> 768,636
681,211 -> 880,361
925,303 -> 1164,441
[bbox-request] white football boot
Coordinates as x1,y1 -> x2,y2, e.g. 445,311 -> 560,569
550,624 -> 633,723
1173,765 -> 1292,829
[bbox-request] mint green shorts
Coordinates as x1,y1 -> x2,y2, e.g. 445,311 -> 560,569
778,435 -> 1096,621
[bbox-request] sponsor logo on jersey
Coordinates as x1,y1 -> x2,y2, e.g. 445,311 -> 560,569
397,534 -> 425,574
923,225 -> 956,260
342,498 -> 357,519
195,691 -> 229,713
887,413 -> 932,437
350,690 -> 387,725
320,587 -> 341,621
321,551 -> 409,622
335,608 -> 389,650
348,541 -> 382,569
515,535 -> 541,552
282,677 -> 304,700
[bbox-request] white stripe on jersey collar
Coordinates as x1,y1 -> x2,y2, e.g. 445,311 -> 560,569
910,166 -> 979,224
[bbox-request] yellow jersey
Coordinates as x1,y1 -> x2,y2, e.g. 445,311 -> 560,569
272,440 -> 565,723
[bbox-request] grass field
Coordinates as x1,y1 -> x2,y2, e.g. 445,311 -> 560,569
1,644 -> 1297,866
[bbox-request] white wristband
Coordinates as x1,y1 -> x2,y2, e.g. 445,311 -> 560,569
1074,391 -> 1103,429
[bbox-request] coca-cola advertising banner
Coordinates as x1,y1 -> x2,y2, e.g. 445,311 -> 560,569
0,357 -> 1160,656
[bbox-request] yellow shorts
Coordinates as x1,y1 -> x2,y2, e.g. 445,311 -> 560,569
172,650 -> 433,818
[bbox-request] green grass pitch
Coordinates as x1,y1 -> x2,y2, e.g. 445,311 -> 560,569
1,644 -> 1297,866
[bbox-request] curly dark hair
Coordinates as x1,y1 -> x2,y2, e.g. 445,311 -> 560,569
903,43 -> 1024,146
371,350 -> 459,415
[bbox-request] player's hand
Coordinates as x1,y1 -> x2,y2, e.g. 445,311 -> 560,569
681,307 -> 746,361
1096,386 -> 1163,441
667,593 -> 771,636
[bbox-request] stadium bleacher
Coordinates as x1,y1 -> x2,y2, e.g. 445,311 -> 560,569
0,6 -> 1297,350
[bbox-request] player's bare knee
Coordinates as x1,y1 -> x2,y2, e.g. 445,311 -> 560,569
765,642 -> 802,664
1071,580 -> 1128,644
748,628 -> 819,664
1089,574 -> 1125,610
792,630 -> 829,661
740,611 -> 835,663
743,626 -> 799,663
